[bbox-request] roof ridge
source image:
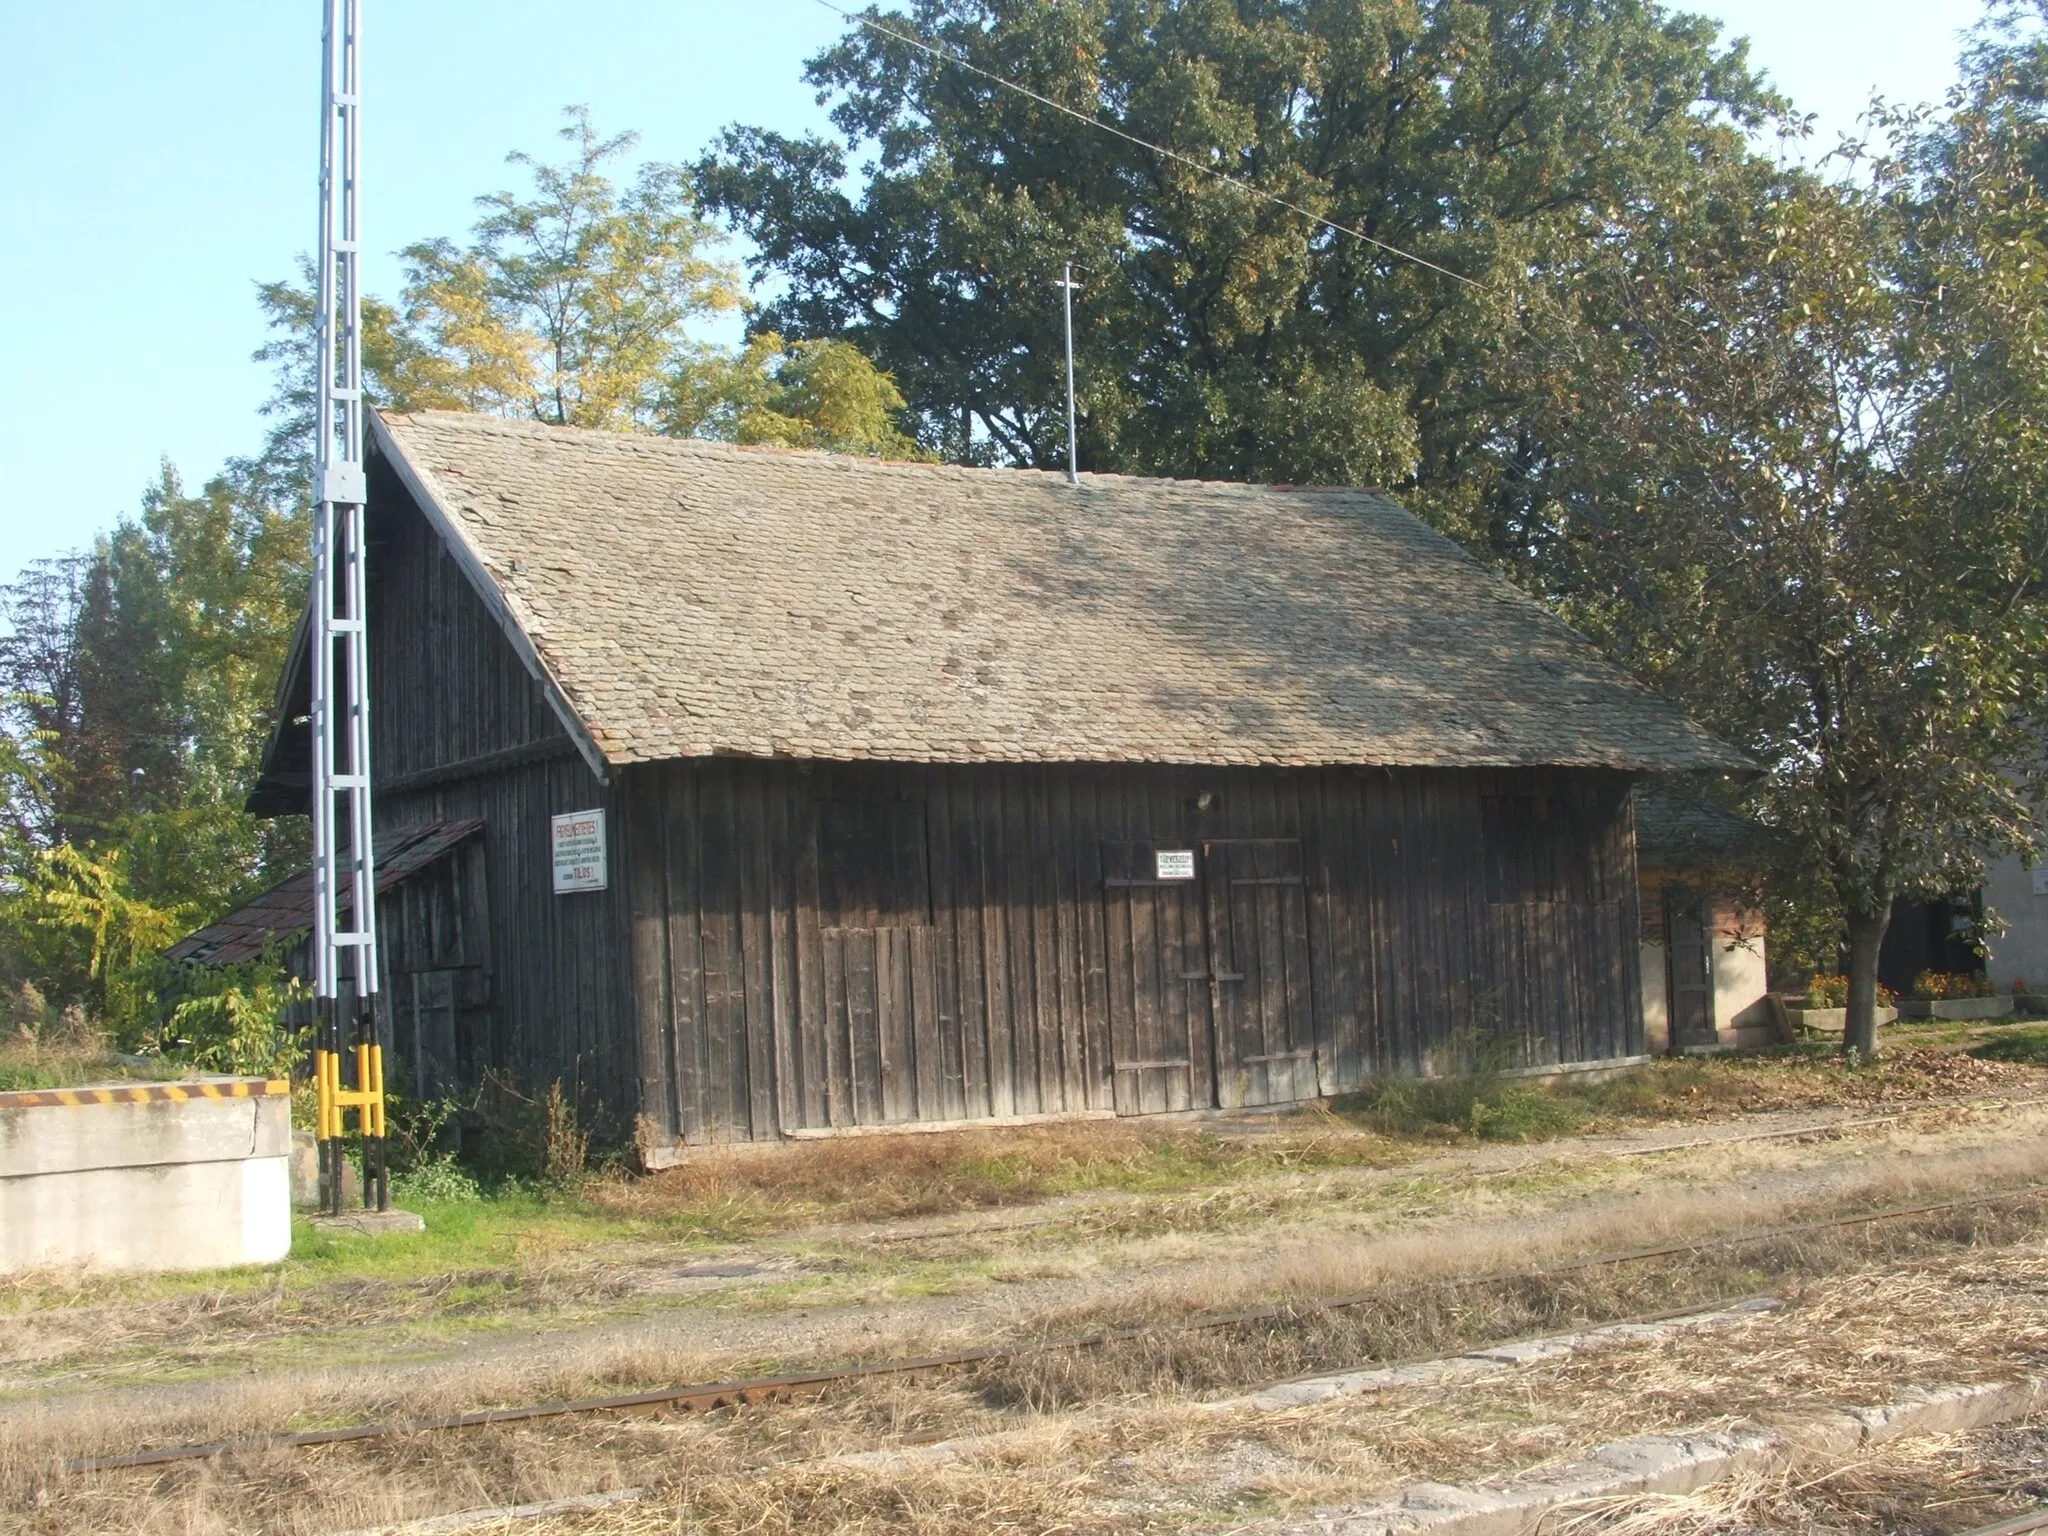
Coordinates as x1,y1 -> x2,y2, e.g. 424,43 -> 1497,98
378,409 -> 1395,498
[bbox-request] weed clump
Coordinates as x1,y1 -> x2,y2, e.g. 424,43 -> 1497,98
1338,1073 -> 1590,1142
1332,1032 -> 1592,1142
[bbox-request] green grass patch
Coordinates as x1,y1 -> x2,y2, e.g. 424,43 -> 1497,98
1970,1026 -> 2048,1065
284,1185 -> 766,1277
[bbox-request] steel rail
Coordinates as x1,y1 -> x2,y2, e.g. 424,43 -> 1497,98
1958,1512 -> 2048,1536
62,1180 -> 2048,1475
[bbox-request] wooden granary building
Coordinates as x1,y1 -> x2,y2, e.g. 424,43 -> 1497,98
227,411 -> 1744,1158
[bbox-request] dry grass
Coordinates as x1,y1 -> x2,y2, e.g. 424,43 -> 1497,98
1015,1133 -> 2048,1334
8,1133 -> 2046,1464
0,1037 -> 169,1093
482,1233 -> 2048,1536
576,1045 -> 2048,1232
9,1052 -> 2048,1534
596,1117 -> 1408,1226
1572,1044 -> 2042,1116
9,1195 -> 2048,1535
968,1186 -> 2048,1411
4,1105 -> 2042,1465
1553,1421 -> 2048,1534
8,1050 -> 2043,1393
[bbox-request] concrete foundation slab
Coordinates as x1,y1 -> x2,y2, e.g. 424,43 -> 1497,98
312,1209 -> 426,1237
0,1079 -> 292,1273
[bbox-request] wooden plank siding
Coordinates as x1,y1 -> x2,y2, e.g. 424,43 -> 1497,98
621,759 -> 1646,1148
366,492 -> 638,1137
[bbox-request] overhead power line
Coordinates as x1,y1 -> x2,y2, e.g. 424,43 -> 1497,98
810,0 -> 1486,290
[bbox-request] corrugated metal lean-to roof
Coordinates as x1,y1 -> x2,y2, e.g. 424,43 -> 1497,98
167,819 -> 482,967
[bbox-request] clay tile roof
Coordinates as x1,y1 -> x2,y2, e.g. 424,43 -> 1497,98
167,819 -> 483,967
372,410 -> 1747,773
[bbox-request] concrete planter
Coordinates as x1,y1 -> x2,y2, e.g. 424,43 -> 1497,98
0,1077 -> 291,1274
1783,1005 -> 1899,1034
1894,995 -> 2015,1021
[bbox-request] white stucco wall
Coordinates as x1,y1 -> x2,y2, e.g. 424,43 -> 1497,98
1982,849 -> 2048,993
1714,925 -> 1772,1044
1641,940 -> 1671,1054
1640,918 -> 1771,1052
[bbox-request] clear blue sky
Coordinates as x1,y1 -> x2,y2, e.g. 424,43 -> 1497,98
0,0 -> 1992,581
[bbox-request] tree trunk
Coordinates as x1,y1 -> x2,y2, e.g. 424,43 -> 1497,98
1843,900 -> 1894,1062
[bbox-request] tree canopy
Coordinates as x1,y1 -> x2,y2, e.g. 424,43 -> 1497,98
1487,18 -> 2048,1052
698,0 -> 1786,525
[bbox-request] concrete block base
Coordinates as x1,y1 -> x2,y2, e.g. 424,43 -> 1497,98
1895,995 -> 2015,1020
311,1208 -> 426,1237
0,1079 -> 292,1273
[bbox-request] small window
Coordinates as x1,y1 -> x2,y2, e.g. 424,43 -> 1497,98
818,800 -> 932,929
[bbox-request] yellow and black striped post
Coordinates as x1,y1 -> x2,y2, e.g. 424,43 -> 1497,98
313,994 -> 389,1214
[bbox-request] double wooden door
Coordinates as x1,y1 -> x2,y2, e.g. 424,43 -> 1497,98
1103,839 -> 1318,1113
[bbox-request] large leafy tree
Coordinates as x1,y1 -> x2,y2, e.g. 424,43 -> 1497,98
1511,62 -> 2048,1056
395,109 -> 746,430
256,110 -> 925,456
662,332 -> 930,456
0,466 -> 308,1025
697,0 -> 1784,524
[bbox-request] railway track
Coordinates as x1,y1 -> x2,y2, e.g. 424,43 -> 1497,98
61,1179 -> 2048,1476
1965,1512 -> 2048,1536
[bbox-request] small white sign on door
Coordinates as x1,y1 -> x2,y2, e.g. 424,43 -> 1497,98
552,809 -> 608,893
2032,866 -> 2048,897
1155,848 -> 1196,881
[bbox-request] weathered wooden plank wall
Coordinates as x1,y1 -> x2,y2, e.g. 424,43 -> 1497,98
368,484 -> 565,780
368,493 -> 638,1134
623,759 -> 1644,1147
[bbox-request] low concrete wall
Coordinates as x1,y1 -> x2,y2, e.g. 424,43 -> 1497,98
1895,994 -> 2014,1020
0,1079 -> 292,1274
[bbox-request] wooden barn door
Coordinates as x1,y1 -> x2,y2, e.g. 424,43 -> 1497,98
816,799 -> 948,1126
1665,886 -> 1717,1050
1205,839 -> 1316,1108
1102,842 -> 1214,1114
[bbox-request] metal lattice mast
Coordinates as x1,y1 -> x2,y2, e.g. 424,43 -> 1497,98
312,0 -> 387,1213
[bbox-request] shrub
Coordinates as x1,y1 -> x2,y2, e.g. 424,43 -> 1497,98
1906,970 -> 1994,1001
1807,974 -> 1848,1007
1805,974 -> 1896,1008
163,949 -> 310,1078
540,1079 -> 591,1192
6,981 -> 49,1039
392,1155 -> 484,1204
